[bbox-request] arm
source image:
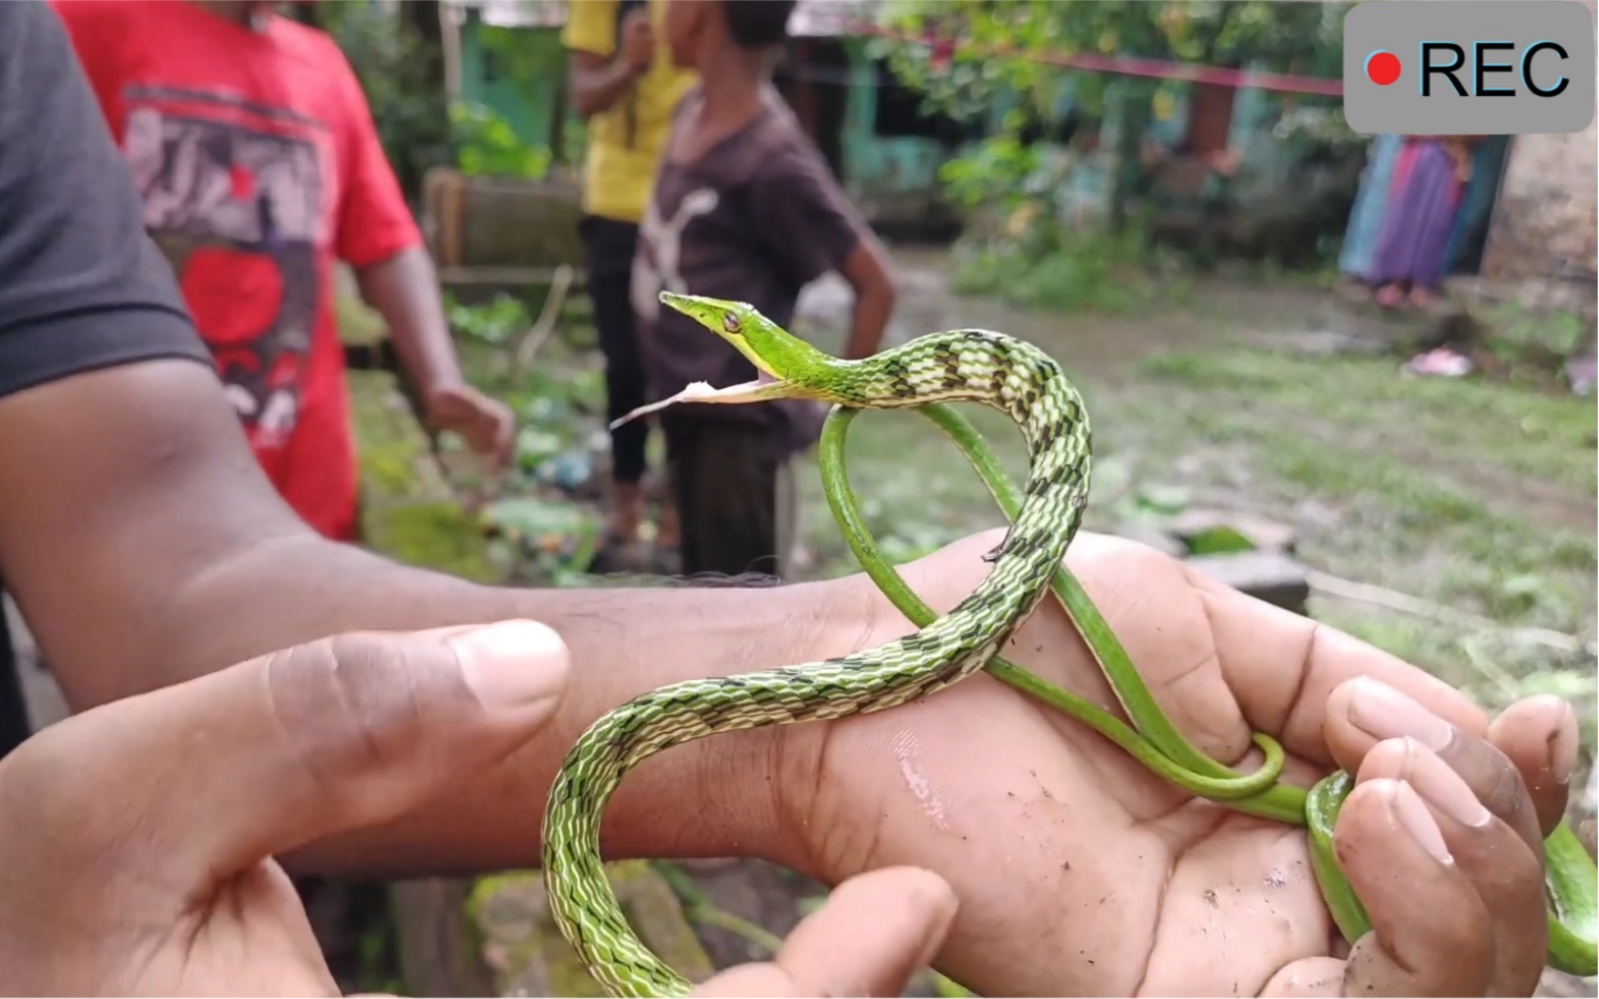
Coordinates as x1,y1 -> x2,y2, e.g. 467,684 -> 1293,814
357,248 -> 514,460
839,237 -> 896,361
750,141 -> 896,359
563,1 -> 650,121
354,245 -> 464,402
0,360 -> 872,876
333,52 -> 512,459
0,3 -> 846,877
569,48 -> 643,121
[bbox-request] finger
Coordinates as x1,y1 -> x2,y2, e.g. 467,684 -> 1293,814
1326,678 -> 1543,854
1259,956 -> 1346,997
9,620 -> 567,900
1355,738 -> 1548,994
693,867 -> 958,998
1334,779 -> 1494,996
1486,694 -> 1577,836
492,409 -> 516,464
1192,569 -> 1488,762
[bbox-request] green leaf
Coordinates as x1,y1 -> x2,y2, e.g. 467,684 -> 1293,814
1185,525 -> 1258,556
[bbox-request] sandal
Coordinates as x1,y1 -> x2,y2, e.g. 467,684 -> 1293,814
1403,346 -> 1473,378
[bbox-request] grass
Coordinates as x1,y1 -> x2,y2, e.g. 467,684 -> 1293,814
787,289 -> 1597,755
1131,345 -> 1597,747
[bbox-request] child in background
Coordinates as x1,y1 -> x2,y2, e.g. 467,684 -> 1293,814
563,0 -> 697,570
632,0 -> 896,579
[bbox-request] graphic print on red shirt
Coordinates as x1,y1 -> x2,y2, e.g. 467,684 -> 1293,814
52,1 -> 422,540
124,87 -> 326,451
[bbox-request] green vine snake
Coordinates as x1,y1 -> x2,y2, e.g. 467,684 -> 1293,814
541,292 -> 1598,997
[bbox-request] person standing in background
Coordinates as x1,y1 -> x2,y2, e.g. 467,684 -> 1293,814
51,0 -> 514,546
564,0 -> 697,572
1370,135 -> 1480,310
1336,132 -> 1404,292
633,0 -> 896,580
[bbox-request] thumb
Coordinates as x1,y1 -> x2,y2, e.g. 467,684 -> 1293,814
10,620 -> 567,901
693,867 -> 958,998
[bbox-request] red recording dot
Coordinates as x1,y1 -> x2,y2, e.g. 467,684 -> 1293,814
1365,50 -> 1401,86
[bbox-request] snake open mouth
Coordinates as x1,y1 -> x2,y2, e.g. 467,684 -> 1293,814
609,374 -> 793,429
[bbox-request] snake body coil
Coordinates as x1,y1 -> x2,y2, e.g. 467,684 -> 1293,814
541,320 -> 1091,997
542,292 -> 1599,995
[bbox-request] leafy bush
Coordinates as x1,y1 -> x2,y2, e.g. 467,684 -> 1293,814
450,102 -> 552,179
445,292 -> 531,345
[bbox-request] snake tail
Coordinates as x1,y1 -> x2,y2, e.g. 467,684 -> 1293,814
1306,767 -> 1599,976
542,321 -> 1093,997
1544,819 -> 1599,976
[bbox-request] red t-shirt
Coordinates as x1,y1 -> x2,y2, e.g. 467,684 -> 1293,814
52,0 -> 422,541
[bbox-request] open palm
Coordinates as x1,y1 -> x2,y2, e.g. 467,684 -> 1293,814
775,530 -> 1568,997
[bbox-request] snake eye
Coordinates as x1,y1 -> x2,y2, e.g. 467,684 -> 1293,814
722,312 -> 742,336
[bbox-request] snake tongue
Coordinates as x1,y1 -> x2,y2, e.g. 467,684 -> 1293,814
609,378 -> 793,430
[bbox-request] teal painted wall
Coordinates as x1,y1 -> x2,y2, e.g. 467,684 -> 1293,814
834,38 -> 960,202
457,11 -> 570,151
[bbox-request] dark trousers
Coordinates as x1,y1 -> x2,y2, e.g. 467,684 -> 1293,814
579,214 -> 649,486
663,416 -> 784,578
0,584 -> 31,762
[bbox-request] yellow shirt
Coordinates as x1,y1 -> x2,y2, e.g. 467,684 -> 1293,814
562,0 -> 696,224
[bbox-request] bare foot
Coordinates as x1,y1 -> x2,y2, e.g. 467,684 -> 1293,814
1375,283 -> 1407,309
607,481 -> 645,543
656,499 -> 681,550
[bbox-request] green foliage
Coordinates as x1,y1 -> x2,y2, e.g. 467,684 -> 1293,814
1184,525 -> 1257,555
480,22 -> 569,89
478,23 -> 589,169
450,102 -> 552,179
444,292 -> 531,345
871,0 -> 1355,304
320,0 -> 453,200
950,226 -> 1182,315
936,135 -> 1043,213
876,0 -> 1346,122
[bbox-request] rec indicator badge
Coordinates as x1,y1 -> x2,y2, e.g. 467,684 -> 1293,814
1344,0 -> 1596,134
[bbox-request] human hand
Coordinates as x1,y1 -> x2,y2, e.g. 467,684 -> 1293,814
694,867 -> 957,997
766,529 -> 1574,996
619,7 -> 654,76
0,620 -> 570,996
427,382 -> 515,468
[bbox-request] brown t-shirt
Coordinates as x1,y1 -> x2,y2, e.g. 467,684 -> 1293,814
631,90 -> 864,458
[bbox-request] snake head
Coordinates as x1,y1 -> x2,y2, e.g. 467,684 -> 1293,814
610,292 -> 834,429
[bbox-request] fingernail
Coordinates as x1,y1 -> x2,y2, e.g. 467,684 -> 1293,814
1392,781 -> 1454,865
450,621 -> 568,707
1348,678 -> 1453,751
1405,739 -> 1491,828
1551,706 -> 1578,786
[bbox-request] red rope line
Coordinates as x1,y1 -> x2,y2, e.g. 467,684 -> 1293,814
852,21 -> 1346,98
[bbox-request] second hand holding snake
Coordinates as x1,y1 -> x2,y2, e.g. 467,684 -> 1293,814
541,292 -> 1598,997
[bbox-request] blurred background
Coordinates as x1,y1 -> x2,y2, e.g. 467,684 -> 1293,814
8,0 -> 1596,995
